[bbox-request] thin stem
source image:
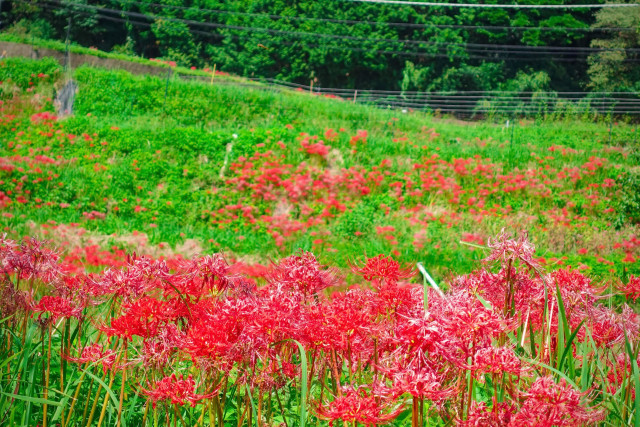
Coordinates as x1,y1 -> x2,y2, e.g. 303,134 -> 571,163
43,322 -> 53,427
60,319 -> 66,427
96,368 -> 118,427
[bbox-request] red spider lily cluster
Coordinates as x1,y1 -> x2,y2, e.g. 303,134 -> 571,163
1,231 -> 638,425
2,94 -> 639,280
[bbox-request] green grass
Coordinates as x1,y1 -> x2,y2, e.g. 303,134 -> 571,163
0,57 -> 638,279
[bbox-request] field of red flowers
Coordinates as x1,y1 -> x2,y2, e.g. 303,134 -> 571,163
0,57 -> 640,425
0,59 -> 639,280
2,231 -> 640,426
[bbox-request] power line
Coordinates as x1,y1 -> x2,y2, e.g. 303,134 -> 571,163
343,0 -> 640,9
182,76 -> 640,114
36,0 -> 640,60
107,0 -> 635,33
27,1 -> 640,65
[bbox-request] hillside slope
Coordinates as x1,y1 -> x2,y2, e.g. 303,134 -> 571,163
0,57 -> 638,277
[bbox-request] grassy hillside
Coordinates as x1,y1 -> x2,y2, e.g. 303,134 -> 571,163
0,57 -> 638,278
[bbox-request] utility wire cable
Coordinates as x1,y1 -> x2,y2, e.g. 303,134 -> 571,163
105,0 -> 636,32
27,1 -> 640,63
344,0 -> 640,9
39,0 -> 640,57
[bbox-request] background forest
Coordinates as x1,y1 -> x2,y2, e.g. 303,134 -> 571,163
4,0 -> 640,93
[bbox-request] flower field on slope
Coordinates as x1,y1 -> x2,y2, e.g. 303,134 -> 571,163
1,57 -> 640,426
0,58 -> 638,280
2,231 -> 640,426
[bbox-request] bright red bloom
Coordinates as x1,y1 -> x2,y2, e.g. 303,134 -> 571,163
33,295 -> 83,321
173,254 -> 235,297
458,401 -> 515,426
588,304 -> 640,348
440,290 -> 505,348
350,254 -> 414,285
619,275 -> 640,302
268,251 -> 337,297
470,346 -> 524,376
104,297 -> 186,339
315,385 -> 403,426
4,237 -> 61,282
142,374 -> 216,408
66,343 -> 117,373
512,376 -> 604,426
484,229 -> 539,270
388,363 -> 456,401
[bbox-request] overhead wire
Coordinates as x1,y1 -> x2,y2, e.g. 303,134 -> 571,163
104,0 -> 636,32
18,0 -> 640,114
33,0 -> 640,60
342,0 -> 640,9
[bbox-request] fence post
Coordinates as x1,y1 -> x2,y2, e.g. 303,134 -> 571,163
163,68 -> 172,112
608,113 -> 613,145
353,89 -> 358,104
210,63 -> 216,85
64,16 -> 72,71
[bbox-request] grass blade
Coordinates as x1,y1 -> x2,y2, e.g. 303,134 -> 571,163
0,391 -> 62,407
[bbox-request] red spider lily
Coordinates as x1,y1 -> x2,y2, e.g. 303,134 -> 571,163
142,374 -> 217,408
373,281 -> 421,318
267,251 -> 337,298
458,401 -> 515,426
440,290 -> 505,350
33,295 -> 83,321
619,275 -> 640,302
94,256 -> 171,300
453,266 -> 543,319
95,268 -> 150,300
66,343 -> 117,373
484,229 -> 539,271
388,363 -> 456,401
512,376 -> 604,426
315,289 -> 378,355
139,324 -> 186,368
103,297 -> 187,339
588,304 -> 640,348
315,385 -> 404,426
548,268 -> 606,310
350,254 -> 415,286
470,346 -> 525,376
247,286 -> 304,346
183,297 -> 258,368
4,237 -> 61,283
606,353 -> 637,396
173,254 -> 235,297
393,313 -> 450,356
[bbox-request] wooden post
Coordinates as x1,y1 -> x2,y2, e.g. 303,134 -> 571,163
353,89 -> 358,104
210,64 -> 217,85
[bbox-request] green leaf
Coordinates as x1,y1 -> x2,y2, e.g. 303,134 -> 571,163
519,357 -> 580,390
624,331 -> 640,427
558,319 -> 586,374
290,340 -> 308,427
0,391 -> 62,407
78,366 -> 126,427
417,262 -> 445,299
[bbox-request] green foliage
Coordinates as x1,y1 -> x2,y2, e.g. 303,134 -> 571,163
0,57 -> 61,93
0,59 -> 639,279
617,171 -> 640,227
587,5 -> 640,91
3,0 -> 608,91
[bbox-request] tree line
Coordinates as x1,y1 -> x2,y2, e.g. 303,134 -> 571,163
4,0 -> 640,92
